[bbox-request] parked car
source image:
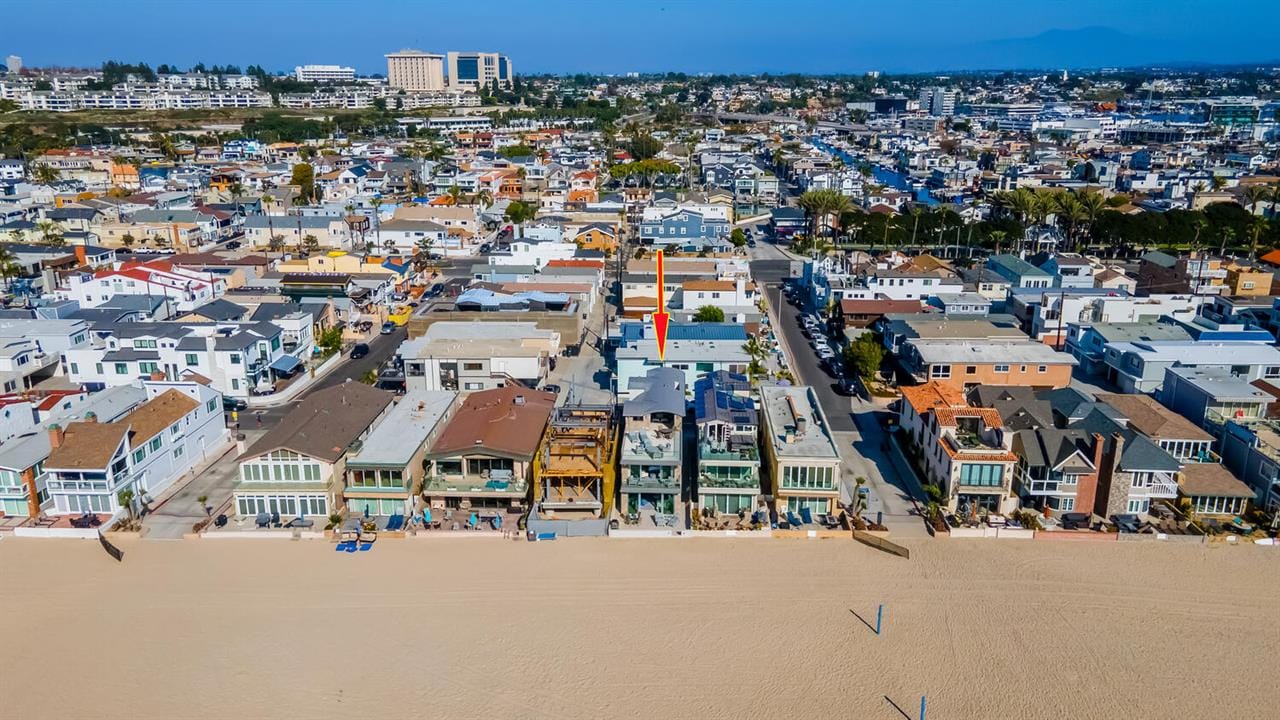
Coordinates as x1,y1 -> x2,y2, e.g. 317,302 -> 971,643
380,322 -> 396,335
225,240 -> 242,250
350,343 -> 370,359
542,384 -> 562,395
222,396 -> 248,412
834,378 -> 858,396
563,343 -> 580,357
479,243 -> 492,253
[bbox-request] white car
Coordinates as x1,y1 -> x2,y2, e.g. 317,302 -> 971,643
816,347 -> 836,359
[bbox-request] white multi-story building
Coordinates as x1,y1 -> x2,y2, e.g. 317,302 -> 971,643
56,261 -> 225,316
43,380 -> 229,516
294,64 -> 356,83
64,321 -> 298,400
918,86 -> 957,116
386,50 -> 445,92
400,322 -> 559,392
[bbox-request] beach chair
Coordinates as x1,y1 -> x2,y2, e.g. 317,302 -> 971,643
358,542 -> 373,552
800,507 -> 814,525
786,510 -> 803,528
255,512 -> 271,529
334,541 -> 354,552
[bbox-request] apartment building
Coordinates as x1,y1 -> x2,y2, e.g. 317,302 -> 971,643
57,260 -> 226,316
400,322 -> 558,392
294,64 -> 356,83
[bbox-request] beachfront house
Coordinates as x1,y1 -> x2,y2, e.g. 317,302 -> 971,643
423,386 -> 555,516
532,404 -> 619,523
43,381 -> 228,516
693,371 -> 761,515
1177,462 -> 1254,518
1012,427 -> 1104,517
233,383 -> 394,521
898,382 -> 1019,515
620,368 -> 685,518
760,385 -> 842,518
342,391 -> 457,518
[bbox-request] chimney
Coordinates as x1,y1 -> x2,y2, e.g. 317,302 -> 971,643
795,415 -> 807,437
74,245 -> 87,265
84,412 -> 98,424
48,423 -> 65,449
149,370 -> 166,381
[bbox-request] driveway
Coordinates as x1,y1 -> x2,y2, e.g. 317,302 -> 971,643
142,441 -> 241,539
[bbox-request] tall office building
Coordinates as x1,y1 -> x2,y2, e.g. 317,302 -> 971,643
4,55 -> 21,74
918,86 -> 957,117
446,51 -> 514,91
385,50 -> 445,92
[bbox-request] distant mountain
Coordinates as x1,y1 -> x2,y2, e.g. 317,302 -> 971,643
919,26 -> 1277,72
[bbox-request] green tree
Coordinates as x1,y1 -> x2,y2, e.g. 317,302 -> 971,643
0,245 -> 19,291
692,305 -> 725,322
35,220 -> 64,246
290,163 -> 316,204
32,164 -> 60,185
504,200 -> 536,233
729,228 -> 747,248
628,133 -> 662,161
302,234 -> 320,255
843,334 -> 885,378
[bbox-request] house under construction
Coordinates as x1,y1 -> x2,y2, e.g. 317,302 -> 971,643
532,403 -> 619,526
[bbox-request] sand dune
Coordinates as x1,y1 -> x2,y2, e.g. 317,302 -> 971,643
0,536 -> 1276,719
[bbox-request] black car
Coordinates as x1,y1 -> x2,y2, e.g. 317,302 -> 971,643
563,343 -> 580,357
222,396 -> 248,412
350,343 -> 370,359
479,243 -> 492,253
833,379 -> 857,396
226,240 -> 242,249
542,384 -> 562,395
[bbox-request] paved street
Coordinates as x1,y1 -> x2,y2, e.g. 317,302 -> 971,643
751,244 -> 927,536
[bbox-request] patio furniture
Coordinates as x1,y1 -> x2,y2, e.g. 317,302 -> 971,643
270,511 -> 281,528
358,542 -> 373,552
1231,517 -> 1255,534
214,514 -> 228,528
786,510 -> 804,528
334,541 -> 356,552
799,508 -> 814,525
1061,512 -> 1090,530
286,517 -> 314,529
385,515 -> 404,532
358,530 -> 377,544
255,512 -> 271,529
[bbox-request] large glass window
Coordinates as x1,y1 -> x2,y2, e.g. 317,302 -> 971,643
959,463 -> 1004,487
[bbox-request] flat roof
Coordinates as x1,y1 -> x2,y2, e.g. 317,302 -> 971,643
911,340 -> 1078,365
347,391 -> 457,467
759,385 -> 839,460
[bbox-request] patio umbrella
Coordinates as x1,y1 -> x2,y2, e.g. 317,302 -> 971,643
364,505 -> 370,519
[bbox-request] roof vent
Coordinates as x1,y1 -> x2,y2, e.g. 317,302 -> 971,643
514,395 -> 525,405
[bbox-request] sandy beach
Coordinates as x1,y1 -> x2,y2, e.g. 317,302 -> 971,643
1,536 -> 1276,719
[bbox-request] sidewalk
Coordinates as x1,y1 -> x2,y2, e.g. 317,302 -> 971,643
141,435 -> 239,539
247,352 -> 343,409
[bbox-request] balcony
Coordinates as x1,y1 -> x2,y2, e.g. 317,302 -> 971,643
944,429 -> 1006,454
423,474 -> 527,495
621,424 -> 680,465
621,467 -> 680,491
1130,471 -> 1178,498
697,466 -> 760,490
698,441 -> 759,463
1205,406 -> 1266,428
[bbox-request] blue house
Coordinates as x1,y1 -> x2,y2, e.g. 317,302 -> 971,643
639,209 -> 730,248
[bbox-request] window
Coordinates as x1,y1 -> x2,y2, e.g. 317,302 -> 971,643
230,354 -> 241,365
959,463 -> 1004,487
1265,366 -> 1280,379
231,379 -> 240,390
115,363 -> 128,375
1037,365 -> 1047,373
206,399 -> 217,413
186,353 -> 199,366
134,339 -> 157,349
170,423 -> 181,436
965,366 -> 976,374
95,363 -> 103,375
173,446 -> 184,461
1020,365 -> 1027,373
70,363 -> 79,374
1243,281 -> 1255,290
464,382 -> 484,390
133,448 -> 146,463
139,362 -> 158,374
930,364 -> 951,379
993,364 -> 1009,373
463,362 -> 484,371
148,436 -> 162,452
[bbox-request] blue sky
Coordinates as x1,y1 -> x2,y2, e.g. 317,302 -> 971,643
2,0 -> 1278,74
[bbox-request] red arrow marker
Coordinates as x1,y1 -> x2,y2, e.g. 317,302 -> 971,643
653,249 -> 670,362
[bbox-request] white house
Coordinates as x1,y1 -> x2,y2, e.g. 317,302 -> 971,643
43,381 -> 229,516
400,322 -> 559,392
57,260 -> 225,316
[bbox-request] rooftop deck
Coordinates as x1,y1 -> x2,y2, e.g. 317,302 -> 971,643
621,418 -> 681,465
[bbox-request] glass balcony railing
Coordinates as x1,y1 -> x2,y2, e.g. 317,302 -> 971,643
423,475 -> 527,494
698,442 -> 759,462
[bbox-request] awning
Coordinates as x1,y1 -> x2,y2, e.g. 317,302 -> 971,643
269,355 -> 303,373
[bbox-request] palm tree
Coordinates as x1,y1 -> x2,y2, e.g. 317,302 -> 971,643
0,245 -> 19,291
742,336 -> 769,380
1053,192 -> 1087,251
1077,190 -> 1106,251
267,234 -> 285,259
988,230 -> 1008,255
1242,185 -> 1270,216
446,185 -> 462,205
1246,215 -> 1267,259
370,197 -> 383,252
475,189 -> 493,210
1189,180 -> 1208,210
118,488 -> 136,521
35,220 -> 64,246
33,164 -> 60,185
